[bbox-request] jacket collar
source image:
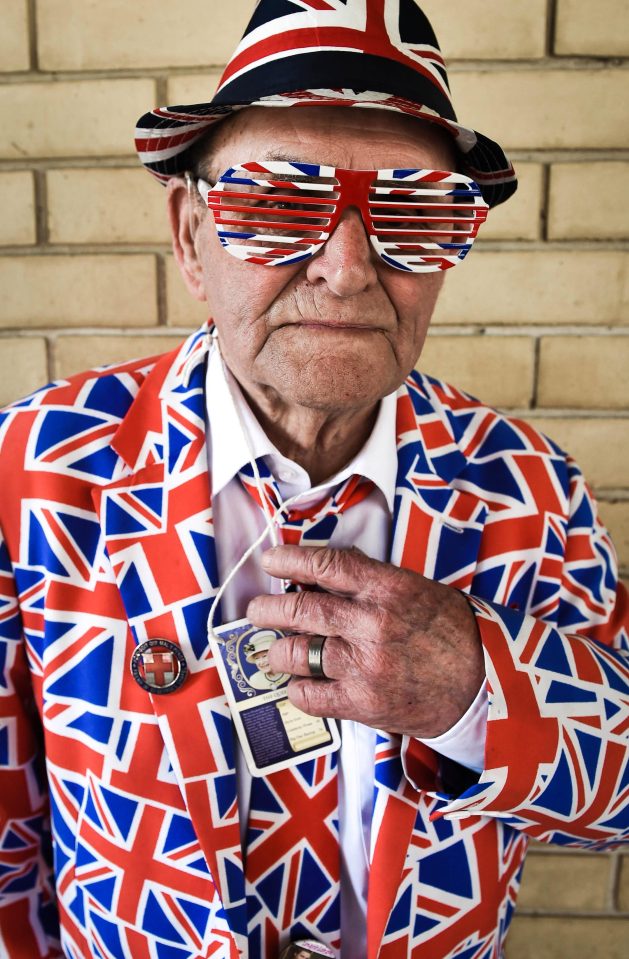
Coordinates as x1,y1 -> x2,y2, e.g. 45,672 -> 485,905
111,326 -> 211,474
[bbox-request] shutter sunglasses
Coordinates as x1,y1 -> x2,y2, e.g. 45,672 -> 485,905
192,161 -> 489,273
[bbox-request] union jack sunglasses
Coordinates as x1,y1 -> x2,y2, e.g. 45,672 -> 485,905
194,161 -> 489,273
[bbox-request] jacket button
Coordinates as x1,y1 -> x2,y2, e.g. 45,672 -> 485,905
130,639 -> 188,694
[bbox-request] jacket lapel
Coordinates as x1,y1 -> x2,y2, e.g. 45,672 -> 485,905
368,379 -> 489,959
91,329 -> 247,948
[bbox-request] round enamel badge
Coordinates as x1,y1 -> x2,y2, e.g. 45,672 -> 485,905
130,639 -> 188,694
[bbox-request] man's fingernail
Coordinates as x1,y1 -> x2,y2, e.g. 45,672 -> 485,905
261,549 -> 276,568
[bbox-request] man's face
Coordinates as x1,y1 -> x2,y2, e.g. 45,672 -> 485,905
169,107 -> 455,413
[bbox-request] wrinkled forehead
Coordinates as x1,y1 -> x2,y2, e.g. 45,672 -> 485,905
199,105 -> 457,178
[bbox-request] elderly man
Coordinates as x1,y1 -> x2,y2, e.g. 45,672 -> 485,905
0,2 -> 627,958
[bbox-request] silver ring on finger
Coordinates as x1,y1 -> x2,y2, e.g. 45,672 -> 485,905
307,635 -> 328,679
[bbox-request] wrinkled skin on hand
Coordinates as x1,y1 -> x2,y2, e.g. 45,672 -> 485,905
247,545 -> 485,739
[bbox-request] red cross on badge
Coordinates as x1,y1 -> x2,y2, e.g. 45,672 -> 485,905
130,639 -> 188,694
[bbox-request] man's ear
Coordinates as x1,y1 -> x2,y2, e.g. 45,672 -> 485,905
166,176 -> 207,302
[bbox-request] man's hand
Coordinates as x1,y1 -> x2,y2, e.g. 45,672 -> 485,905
247,545 -> 485,739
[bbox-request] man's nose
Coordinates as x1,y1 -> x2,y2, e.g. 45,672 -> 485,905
305,207 -> 379,296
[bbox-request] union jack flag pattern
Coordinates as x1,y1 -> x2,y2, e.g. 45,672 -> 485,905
0,325 -> 627,958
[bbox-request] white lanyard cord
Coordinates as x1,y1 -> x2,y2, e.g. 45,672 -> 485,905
206,334 -> 335,641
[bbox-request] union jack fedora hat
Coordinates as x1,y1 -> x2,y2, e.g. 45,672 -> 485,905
135,0 -> 517,208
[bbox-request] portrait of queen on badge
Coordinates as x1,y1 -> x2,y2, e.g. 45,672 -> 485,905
240,628 -> 290,691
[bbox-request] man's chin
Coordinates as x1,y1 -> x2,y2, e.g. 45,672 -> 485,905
269,370 -> 393,413
251,333 -> 401,411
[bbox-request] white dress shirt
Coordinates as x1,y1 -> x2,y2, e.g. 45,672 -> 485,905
205,345 -> 488,958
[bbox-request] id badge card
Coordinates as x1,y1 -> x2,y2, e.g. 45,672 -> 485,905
210,618 -> 340,777
280,940 -> 336,958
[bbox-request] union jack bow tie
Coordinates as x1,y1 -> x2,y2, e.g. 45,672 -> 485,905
238,459 -> 375,549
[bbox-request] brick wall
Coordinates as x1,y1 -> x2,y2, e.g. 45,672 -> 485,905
0,2 -> 627,955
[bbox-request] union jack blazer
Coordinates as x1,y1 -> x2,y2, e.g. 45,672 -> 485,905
0,325 -> 627,959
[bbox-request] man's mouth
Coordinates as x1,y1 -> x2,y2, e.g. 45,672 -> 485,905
279,319 -> 384,331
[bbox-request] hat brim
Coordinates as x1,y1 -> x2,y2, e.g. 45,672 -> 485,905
135,90 -> 517,208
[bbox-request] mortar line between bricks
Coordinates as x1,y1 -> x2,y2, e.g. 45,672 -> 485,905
508,150 -> 629,162
2,241 -> 629,256
0,244 -> 172,255
545,0 -> 558,58
33,169 -> 48,245
518,409 -> 629,420
526,844 -> 617,855
531,336 -> 541,409
607,852 -> 622,912
1,58 -> 628,82
0,68 -> 220,83
540,163 -> 551,243
593,489 -> 629,501
0,158 -> 151,171
516,909 -> 629,919
529,839 -> 627,857
428,328 -> 629,338
0,329 -> 192,338
155,254 -> 167,327
44,334 -> 55,382
25,0 -> 39,72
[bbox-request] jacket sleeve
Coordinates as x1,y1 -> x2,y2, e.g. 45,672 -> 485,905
0,524 -> 62,957
427,459 -> 629,849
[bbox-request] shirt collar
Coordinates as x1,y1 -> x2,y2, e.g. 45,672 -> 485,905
206,344 -> 398,513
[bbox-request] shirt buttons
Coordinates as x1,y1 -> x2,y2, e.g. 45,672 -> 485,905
278,468 -> 296,482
